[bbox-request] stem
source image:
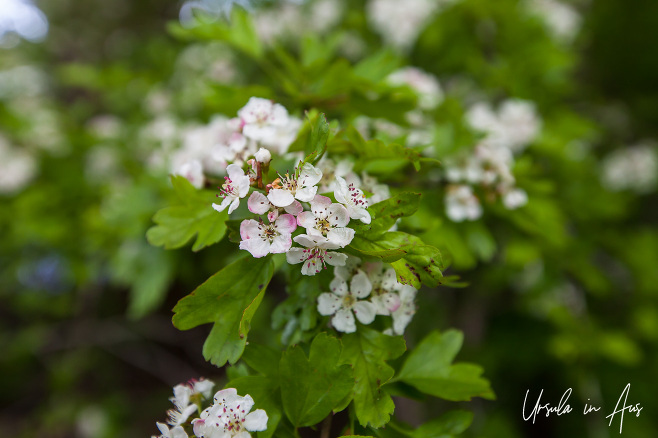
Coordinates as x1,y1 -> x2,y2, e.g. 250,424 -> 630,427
320,414 -> 332,438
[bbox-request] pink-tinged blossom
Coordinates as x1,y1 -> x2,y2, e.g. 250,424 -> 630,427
317,270 -> 377,333
296,195 -> 354,247
247,191 -> 303,222
212,164 -> 251,214
192,388 -> 268,438
286,234 -> 347,276
267,162 -> 323,207
385,285 -> 417,336
334,175 -> 370,224
239,214 -> 297,258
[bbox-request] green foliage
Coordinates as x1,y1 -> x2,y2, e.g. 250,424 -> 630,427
396,330 -> 494,401
279,333 -> 354,427
146,176 -> 228,252
340,327 -> 407,428
172,256 -> 275,366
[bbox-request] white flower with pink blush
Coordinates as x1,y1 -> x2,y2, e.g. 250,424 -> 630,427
212,163 -> 251,214
317,270 -> 377,333
286,234 -> 348,276
239,214 -> 297,258
239,97 -> 289,141
334,176 -> 371,224
247,191 -> 303,222
268,162 -> 323,207
297,195 -> 355,248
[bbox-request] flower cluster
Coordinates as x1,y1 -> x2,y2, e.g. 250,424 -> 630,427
601,143 -> 658,194
152,381 -> 268,438
442,99 -> 541,221
143,97 -> 302,189
317,256 -> 418,334
232,158 -> 373,276
526,0 -> 582,43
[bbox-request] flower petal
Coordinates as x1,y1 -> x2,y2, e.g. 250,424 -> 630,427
299,162 -> 323,187
296,211 -> 316,231
353,301 -> 376,325
286,248 -> 306,265
248,191 -> 270,215
350,270 -> 373,298
333,176 -> 349,204
326,227 -> 355,248
239,219 -> 261,240
325,251 -> 347,266
301,257 -> 323,276
275,214 -> 297,234
268,188 -> 295,207
244,409 -> 269,432
226,163 -> 245,182
332,308 -> 356,333
284,200 -> 303,215
269,234 -> 292,254
327,204 -> 350,227
295,185 -> 318,202
239,238 -> 271,258
329,277 -> 348,296
317,293 -> 342,316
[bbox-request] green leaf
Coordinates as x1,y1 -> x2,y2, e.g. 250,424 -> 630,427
172,256 -> 275,366
146,176 -> 228,252
353,50 -> 401,82
242,344 -> 283,377
279,333 -> 354,427
396,331 -> 494,401
340,327 -> 406,428
345,126 -> 428,171
411,410 -> 474,438
167,8 -> 263,59
350,232 -> 444,288
228,376 -> 282,438
352,192 -> 422,236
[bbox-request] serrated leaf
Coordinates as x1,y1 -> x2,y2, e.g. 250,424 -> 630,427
280,333 -> 354,427
349,232 -> 444,288
146,176 -> 228,252
339,327 -> 406,428
396,330 -> 494,401
172,256 -> 274,366
242,344 -> 283,377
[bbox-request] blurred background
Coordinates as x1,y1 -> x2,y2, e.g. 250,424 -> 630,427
1,0 -> 657,437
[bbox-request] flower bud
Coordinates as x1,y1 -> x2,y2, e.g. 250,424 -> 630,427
255,148 -> 272,164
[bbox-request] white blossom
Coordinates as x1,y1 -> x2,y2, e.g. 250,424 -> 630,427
286,234 -> 348,276
502,187 -> 529,209
445,184 -> 482,222
367,0 -> 444,51
192,388 -> 268,438
317,271 -> 377,333
362,262 -> 401,315
268,162 -> 322,207
334,176 -> 371,224
316,158 -> 360,193
601,144 -> 658,194
296,195 -> 354,248
152,422 -> 188,438
386,285 -> 417,336
212,164 -> 251,214
0,135 -> 37,195
254,147 -> 271,164
238,97 -> 301,154
360,172 -> 391,205
174,159 -> 205,189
